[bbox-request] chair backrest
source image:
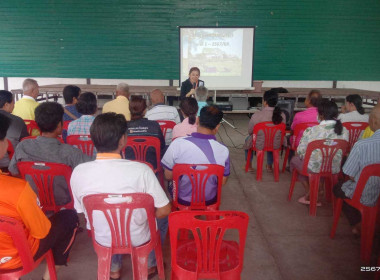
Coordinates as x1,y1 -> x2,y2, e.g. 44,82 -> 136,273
66,135 -> 95,156
157,120 -> 176,139
302,139 -> 349,175
169,211 -> 249,279
342,122 -> 369,151
122,136 -> 161,172
0,216 -> 35,274
17,162 -> 74,213
21,136 -> 64,144
350,164 -> 380,205
82,193 -> 158,254
24,120 -> 41,136
62,120 -> 71,131
6,139 -> 14,161
291,122 -> 318,149
252,121 -> 286,151
172,164 -> 225,210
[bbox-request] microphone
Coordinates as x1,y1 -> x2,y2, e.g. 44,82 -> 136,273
193,82 -> 196,89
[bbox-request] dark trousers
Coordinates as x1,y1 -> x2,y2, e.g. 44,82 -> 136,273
34,209 -> 79,266
333,181 -> 362,226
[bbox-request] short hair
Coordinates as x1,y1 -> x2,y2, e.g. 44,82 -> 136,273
116,83 -> 129,96
189,67 -> 200,75
35,102 -> 64,133
199,105 -> 223,130
150,89 -> 165,105
129,95 -> 147,121
90,113 -> 127,153
75,92 -> 97,115
22,79 -> 38,93
195,86 -> 208,102
0,90 -> 13,108
63,85 -> 81,104
179,98 -> 198,125
0,114 -> 11,141
307,90 -> 322,107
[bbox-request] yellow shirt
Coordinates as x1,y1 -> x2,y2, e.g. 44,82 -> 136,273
361,126 -> 374,139
102,96 -> 131,121
12,97 -> 39,120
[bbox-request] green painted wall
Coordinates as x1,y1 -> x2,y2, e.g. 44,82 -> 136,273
0,0 -> 379,80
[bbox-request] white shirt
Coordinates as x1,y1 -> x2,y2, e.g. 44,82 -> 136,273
22,95 -> 35,100
145,104 -> 181,145
70,155 -> 169,247
338,111 -> 369,123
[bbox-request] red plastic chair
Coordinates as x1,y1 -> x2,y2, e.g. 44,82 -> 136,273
330,164 -> 380,263
6,139 -> 14,161
66,135 -> 95,156
17,162 -> 74,213
169,210 -> 249,280
62,120 -> 71,131
0,215 -> 57,280
21,136 -> 64,143
157,120 -> 176,139
342,122 -> 368,152
376,256 -> 380,280
24,120 -> 41,136
282,122 -> 318,172
245,121 -> 286,181
288,139 -> 349,216
122,136 -> 164,187
83,193 -> 165,280
172,164 -> 225,211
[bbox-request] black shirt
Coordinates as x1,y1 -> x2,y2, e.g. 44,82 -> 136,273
180,79 -> 205,100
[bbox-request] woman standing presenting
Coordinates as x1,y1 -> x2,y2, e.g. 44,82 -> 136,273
180,67 -> 204,100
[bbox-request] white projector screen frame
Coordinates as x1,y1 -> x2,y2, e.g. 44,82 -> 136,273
179,26 -> 255,89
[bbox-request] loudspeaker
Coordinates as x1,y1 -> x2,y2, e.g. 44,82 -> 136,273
277,100 -> 295,129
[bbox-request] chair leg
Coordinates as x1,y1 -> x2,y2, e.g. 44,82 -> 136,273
154,232 -> 165,280
273,150 -> 280,182
45,250 -> 57,280
282,148 -> 290,173
131,251 -> 148,280
360,209 -> 377,263
256,151 -> 264,181
309,175 -> 320,216
97,249 -> 112,280
288,170 -> 298,201
245,149 -> 253,172
330,198 -> 343,239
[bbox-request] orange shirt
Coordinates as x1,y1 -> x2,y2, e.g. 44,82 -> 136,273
0,174 -> 51,269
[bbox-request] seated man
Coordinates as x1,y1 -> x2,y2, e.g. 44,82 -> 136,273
162,105 -> 230,205
195,86 -> 209,116
12,78 -> 40,120
333,103 -> 380,235
145,89 -> 180,144
0,90 -> 28,170
102,83 -> 131,121
9,102 -> 92,205
67,92 -> 97,136
63,85 -> 82,121
0,113 -> 78,280
70,112 -> 171,280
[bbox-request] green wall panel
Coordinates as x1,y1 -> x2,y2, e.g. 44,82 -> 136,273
0,0 -> 379,80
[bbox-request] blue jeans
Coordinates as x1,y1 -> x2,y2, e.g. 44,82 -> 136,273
245,150 -> 273,165
111,216 -> 168,272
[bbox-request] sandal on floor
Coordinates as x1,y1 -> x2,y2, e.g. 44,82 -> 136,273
297,196 -> 322,206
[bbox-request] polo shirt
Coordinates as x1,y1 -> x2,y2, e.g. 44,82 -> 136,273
338,111 -> 369,123
0,174 -> 51,269
161,132 -> 230,203
342,129 -> 380,206
70,153 -> 169,247
12,96 -> 39,120
172,117 -> 198,139
8,136 -> 92,205
102,96 -> 131,121
145,103 -> 181,145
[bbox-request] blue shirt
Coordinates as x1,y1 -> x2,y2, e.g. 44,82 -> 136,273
63,105 -> 82,121
197,101 -> 207,116
342,129 -> 380,206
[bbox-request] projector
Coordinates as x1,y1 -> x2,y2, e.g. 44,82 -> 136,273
214,102 -> 233,111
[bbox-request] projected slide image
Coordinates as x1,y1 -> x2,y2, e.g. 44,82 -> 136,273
182,29 -> 243,77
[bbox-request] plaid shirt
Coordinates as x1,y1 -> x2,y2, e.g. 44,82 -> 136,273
67,115 -> 95,136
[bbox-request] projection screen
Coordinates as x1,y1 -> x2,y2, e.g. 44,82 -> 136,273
179,27 -> 255,89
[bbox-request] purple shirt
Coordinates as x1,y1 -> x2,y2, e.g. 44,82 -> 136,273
162,132 -> 230,203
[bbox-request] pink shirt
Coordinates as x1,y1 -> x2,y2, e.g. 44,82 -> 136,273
291,107 -> 318,146
172,118 -> 198,140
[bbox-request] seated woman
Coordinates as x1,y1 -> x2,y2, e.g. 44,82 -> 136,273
125,96 -> 165,169
338,94 -> 369,123
172,97 -> 198,139
67,92 -> 97,136
243,90 -> 286,172
290,100 -> 349,205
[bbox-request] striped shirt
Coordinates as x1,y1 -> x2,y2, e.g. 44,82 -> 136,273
342,129 -> 380,206
67,115 -> 95,136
